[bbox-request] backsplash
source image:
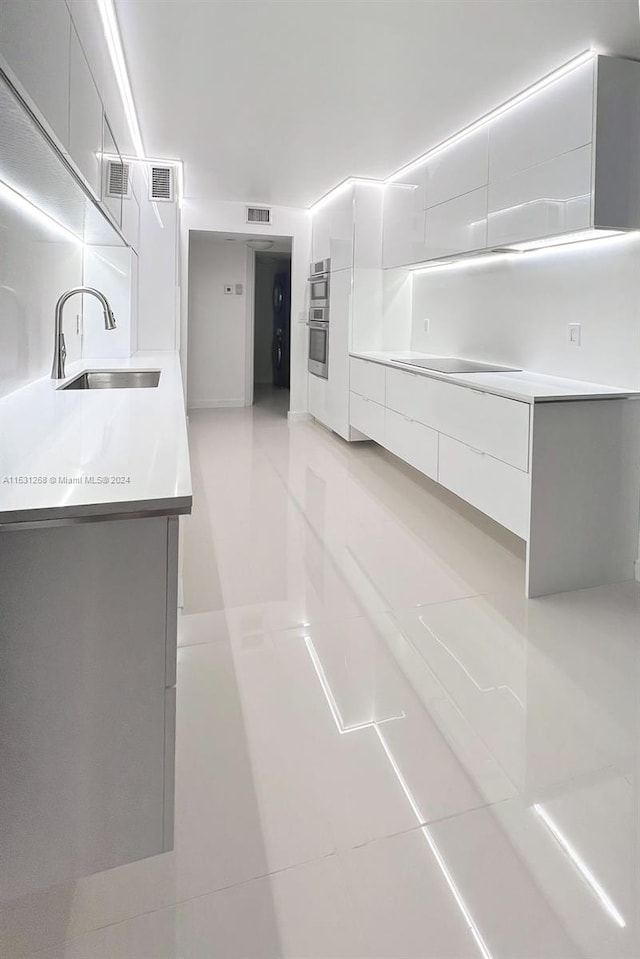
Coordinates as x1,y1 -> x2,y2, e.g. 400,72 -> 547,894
411,234 -> 640,389
0,193 -> 83,398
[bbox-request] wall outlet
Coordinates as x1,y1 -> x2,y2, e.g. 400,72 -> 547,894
223,284 -> 233,295
568,323 -> 581,346
423,318 -> 431,333
235,284 -> 243,295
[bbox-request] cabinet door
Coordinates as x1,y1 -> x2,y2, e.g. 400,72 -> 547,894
69,28 -> 103,199
0,517 -> 171,899
122,191 -> 141,251
311,188 -> 354,270
382,177 -> 427,267
424,187 -> 487,259
424,128 -> 489,209
0,0 -> 71,149
309,370 -> 329,426
101,114 -> 123,227
487,145 -> 592,246
488,60 -> 594,181
327,267 -> 351,438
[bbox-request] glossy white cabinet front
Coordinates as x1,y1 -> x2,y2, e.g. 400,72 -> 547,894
438,434 -> 530,538
424,187 -> 488,260
424,127 -> 489,209
311,191 -> 354,271
382,179 -> 427,268
69,28 -> 103,200
488,61 -> 594,180
487,145 -> 592,247
0,0 -> 72,150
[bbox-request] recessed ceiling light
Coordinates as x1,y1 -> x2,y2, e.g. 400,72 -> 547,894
246,239 -> 274,251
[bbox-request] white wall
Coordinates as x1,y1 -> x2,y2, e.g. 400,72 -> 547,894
137,199 -> 179,351
180,199 -> 311,414
187,235 -> 249,408
410,234 -> 640,389
0,194 -> 83,398
82,246 -> 137,358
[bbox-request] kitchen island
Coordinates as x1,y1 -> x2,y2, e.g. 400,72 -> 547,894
0,352 -> 192,898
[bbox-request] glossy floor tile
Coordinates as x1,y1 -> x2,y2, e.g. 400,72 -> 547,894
2,390 -> 639,959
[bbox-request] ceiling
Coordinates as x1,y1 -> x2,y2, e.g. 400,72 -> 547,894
190,230 -> 292,253
116,0 -> 640,208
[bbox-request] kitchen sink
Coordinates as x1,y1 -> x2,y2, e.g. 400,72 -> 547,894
58,370 -> 161,390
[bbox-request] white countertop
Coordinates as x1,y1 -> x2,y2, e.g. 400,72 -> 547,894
0,352 -> 192,525
350,351 -> 640,404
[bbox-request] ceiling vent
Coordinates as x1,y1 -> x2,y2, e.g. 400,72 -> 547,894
246,205 -> 272,225
149,165 -> 174,202
105,159 -> 131,198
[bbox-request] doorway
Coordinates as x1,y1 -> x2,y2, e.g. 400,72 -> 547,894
251,243 -> 292,416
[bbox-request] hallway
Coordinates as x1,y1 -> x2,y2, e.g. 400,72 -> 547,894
8,404 -> 639,959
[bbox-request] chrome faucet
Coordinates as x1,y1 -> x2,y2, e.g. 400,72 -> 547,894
51,287 -> 116,379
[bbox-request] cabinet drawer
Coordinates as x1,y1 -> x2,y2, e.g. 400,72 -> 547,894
350,391 -> 385,444
386,367 -> 438,426
350,358 -> 386,404
438,435 -> 530,539
385,408 -> 438,480
386,369 -> 530,471
434,381 -> 531,471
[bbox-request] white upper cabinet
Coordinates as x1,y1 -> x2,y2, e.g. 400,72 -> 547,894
69,29 -> 103,200
382,176 -> 427,268
382,56 -> 640,265
311,189 -> 354,271
487,145 -> 592,246
424,127 -> 489,209
424,187 -> 488,259
488,62 -> 594,181
0,0 -> 71,150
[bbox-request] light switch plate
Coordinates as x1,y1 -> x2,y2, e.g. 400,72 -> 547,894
568,323 -> 581,346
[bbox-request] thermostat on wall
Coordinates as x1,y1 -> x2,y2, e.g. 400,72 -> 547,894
224,284 -> 233,295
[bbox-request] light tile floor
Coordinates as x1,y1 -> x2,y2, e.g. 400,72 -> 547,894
3,388 -> 639,958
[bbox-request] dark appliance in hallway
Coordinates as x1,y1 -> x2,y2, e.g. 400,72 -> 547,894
272,270 -> 290,388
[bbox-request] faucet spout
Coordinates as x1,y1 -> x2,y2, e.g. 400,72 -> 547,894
51,287 -> 117,379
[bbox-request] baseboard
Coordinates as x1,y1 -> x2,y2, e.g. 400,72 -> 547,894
188,399 -> 246,409
288,410 -> 311,423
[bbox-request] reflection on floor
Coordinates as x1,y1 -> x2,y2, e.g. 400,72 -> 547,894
2,404 -> 639,959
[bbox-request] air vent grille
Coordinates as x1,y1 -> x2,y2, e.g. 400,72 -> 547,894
105,160 -> 130,198
150,165 -> 174,201
246,206 -> 272,225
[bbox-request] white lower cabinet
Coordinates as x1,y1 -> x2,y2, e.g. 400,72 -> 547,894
349,391 -> 385,444
385,407 -> 438,480
350,356 -> 386,404
386,366 -> 530,470
309,371 -> 330,427
438,434 -> 530,538
350,358 -> 530,541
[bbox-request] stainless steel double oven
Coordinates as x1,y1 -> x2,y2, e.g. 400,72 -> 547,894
308,259 -> 330,378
